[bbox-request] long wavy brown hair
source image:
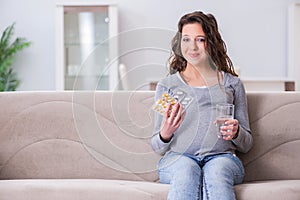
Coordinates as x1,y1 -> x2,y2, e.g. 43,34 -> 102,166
169,11 -> 237,76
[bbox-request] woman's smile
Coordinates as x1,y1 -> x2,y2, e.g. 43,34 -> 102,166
188,52 -> 200,58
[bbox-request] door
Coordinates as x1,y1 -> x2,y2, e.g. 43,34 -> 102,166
288,3 -> 300,91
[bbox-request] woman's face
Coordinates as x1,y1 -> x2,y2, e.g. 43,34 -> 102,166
180,23 -> 207,67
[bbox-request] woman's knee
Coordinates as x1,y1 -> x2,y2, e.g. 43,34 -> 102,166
203,154 -> 244,184
158,153 -> 201,183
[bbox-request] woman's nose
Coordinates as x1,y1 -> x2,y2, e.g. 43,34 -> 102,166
190,40 -> 199,50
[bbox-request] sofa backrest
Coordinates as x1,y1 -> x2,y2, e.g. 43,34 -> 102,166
242,92 -> 300,182
0,91 -> 299,182
0,91 -> 160,182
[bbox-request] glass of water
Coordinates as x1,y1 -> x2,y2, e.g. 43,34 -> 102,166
216,103 -> 234,138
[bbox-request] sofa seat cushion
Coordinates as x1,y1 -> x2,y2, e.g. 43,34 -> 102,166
235,180 -> 300,200
0,179 -> 169,200
1,179 -> 300,200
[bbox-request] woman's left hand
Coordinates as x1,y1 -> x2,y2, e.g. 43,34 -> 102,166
220,119 -> 239,140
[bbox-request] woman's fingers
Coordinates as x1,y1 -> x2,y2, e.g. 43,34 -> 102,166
164,103 -> 184,127
173,104 -> 183,126
160,103 -> 184,140
164,103 -> 172,119
221,119 -> 239,140
170,103 -> 180,117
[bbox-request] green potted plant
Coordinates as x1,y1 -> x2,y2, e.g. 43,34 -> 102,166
0,23 -> 31,91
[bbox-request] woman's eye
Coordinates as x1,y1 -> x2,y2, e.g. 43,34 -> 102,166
196,37 -> 206,42
182,37 -> 190,42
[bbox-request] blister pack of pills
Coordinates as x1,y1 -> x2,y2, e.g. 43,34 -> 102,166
152,89 -> 193,115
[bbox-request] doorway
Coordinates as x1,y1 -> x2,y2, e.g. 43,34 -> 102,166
288,2 -> 300,91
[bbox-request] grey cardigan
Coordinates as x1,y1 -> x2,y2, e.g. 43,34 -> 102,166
151,72 -> 253,157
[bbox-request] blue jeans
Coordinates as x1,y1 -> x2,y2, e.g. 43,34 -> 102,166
158,152 -> 244,200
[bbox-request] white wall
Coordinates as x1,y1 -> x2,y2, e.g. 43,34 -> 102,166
0,0 -> 296,90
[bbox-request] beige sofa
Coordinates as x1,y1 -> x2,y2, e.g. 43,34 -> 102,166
0,91 -> 299,200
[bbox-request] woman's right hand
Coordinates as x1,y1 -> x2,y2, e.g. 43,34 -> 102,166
159,103 -> 184,142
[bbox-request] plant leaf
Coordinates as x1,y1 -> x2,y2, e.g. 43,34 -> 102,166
0,22 -> 30,91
